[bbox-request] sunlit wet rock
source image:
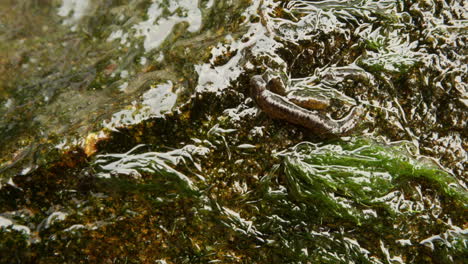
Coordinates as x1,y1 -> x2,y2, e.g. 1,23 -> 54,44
0,0 -> 466,263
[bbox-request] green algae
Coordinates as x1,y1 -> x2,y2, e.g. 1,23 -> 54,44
239,138 -> 466,263
280,139 -> 466,223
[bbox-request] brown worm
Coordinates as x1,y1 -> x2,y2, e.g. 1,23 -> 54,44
250,75 -> 358,136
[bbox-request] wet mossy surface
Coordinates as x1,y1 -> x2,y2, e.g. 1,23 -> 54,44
1,0 -> 467,263
1,89 -> 466,263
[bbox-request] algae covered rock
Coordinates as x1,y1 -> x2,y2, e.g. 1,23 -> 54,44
0,0 -> 467,263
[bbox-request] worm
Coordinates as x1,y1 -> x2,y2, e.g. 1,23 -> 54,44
250,75 -> 358,136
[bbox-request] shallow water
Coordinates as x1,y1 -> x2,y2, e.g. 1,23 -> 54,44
0,0 -> 467,263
